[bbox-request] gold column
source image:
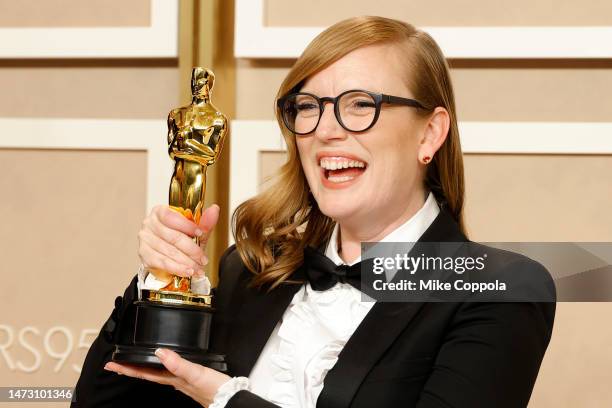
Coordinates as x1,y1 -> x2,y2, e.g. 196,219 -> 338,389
178,0 -> 235,286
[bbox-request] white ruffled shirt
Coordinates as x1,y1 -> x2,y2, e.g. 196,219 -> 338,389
210,192 -> 440,408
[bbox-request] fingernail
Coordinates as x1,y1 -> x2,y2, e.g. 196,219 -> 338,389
201,256 -> 208,265
186,268 -> 194,276
103,363 -> 110,370
195,229 -> 203,237
155,348 -> 166,359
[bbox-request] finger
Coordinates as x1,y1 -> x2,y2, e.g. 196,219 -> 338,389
139,229 -> 202,271
149,214 -> 205,264
197,204 -> 220,246
104,362 -> 175,386
156,205 -> 202,238
140,243 -> 196,277
151,211 -> 203,257
155,348 -> 207,389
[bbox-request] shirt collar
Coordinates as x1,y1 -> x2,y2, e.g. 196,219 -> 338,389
324,191 -> 440,266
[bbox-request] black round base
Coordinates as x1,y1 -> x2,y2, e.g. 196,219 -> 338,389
113,344 -> 227,371
112,299 -> 227,372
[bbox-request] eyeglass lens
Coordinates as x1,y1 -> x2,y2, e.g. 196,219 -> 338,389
282,91 -> 377,134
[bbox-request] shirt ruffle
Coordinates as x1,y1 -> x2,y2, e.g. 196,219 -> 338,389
265,282 -> 373,408
209,376 -> 250,408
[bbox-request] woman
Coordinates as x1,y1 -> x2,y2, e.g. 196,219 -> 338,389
74,16 -> 555,408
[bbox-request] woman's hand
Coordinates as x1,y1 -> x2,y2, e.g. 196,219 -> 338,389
104,348 -> 230,407
138,204 -> 220,281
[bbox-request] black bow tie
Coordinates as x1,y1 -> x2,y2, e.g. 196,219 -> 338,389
303,246 -> 364,291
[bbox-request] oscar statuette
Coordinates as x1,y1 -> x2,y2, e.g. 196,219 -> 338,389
111,67 -> 228,371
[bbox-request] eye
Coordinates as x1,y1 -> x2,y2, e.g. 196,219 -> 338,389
341,91 -> 377,114
295,102 -> 318,112
344,99 -> 376,114
351,100 -> 375,109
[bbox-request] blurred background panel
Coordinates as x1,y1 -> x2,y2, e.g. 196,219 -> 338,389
265,0 -> 612,27
0,0 -> 151,27
0,0 -> 181,399
0,1 -> 610,407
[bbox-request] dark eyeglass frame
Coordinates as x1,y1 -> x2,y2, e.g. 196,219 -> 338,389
276,89 -> 431,135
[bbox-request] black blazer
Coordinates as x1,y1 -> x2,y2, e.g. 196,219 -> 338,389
73,208 -> 555,408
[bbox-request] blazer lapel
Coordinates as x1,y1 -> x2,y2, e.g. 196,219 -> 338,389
318,207 -> 467,408
226,272 -> 303,377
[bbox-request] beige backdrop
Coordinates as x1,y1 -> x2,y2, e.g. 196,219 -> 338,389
0,0 -> 178,404
1,0 -> 611,407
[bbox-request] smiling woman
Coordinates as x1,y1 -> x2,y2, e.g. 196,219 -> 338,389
73,16 -> 555,408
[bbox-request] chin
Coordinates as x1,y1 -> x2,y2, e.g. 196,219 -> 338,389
315,198 -> 359,223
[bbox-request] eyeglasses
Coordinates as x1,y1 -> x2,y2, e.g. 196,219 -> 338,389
277,89 -> 431,135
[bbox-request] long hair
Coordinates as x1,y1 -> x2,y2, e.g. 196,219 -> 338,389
232,16 -> 466,289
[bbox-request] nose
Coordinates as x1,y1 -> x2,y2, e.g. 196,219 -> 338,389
314,101 -> 347,142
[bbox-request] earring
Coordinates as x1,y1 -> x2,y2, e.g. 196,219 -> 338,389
422,155 -> 431,164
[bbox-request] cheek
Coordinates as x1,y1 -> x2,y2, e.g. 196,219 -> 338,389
296,138 -> 308,160
372,158 -> 411,199
366,131 -> 420,188
296,139 -> 316,179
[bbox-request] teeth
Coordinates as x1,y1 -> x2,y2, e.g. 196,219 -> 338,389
328,174 -> 355,183
320,157 -> 366,170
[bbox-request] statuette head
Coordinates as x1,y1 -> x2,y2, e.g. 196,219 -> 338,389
191,67 -> 215,97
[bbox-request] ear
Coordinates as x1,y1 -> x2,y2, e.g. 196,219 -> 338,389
418,107 -> 450,163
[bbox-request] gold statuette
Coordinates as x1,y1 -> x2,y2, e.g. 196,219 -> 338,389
142,67 -> 228,306
112,67 -> 229,370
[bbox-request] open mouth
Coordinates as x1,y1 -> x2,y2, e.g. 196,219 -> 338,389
319,156 -> 367,186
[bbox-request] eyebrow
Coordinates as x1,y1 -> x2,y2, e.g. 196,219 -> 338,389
297,87 -> 381,96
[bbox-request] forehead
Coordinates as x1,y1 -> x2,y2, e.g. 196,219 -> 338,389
300,43 -> 411,96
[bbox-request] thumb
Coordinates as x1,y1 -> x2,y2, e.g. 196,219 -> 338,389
155,348 -> 201,386
198,204 -> 220,241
